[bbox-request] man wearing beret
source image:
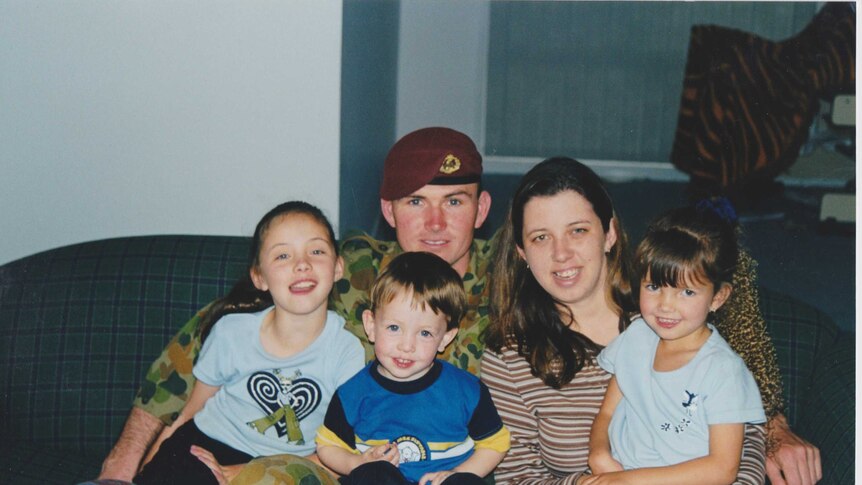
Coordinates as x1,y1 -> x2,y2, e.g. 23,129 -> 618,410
98,127 -> 494,481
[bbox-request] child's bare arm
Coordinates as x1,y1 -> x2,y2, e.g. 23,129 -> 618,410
317,442 -> 400,476
418,421 -> 510,485
453,447 -> 505,476
418,448 -> 505,485
583,423 -> 745,485
141,381 -> 220,467
588,376 -> 624,474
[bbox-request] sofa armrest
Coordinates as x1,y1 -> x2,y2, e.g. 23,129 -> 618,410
758,286 -> 840,426
758,286 -> 854,484
796,332 -> 855,485
0,235 -> 249,462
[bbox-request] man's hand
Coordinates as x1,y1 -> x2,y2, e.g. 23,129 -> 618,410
98,407 -> 164,481
766,414 -> 822,485
190,445 -> 244,485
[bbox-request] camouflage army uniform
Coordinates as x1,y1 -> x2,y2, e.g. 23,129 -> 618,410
133,231 -> 497,426
331,231 -> 496,375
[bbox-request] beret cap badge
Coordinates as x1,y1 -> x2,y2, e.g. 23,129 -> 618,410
439,154 -> 461,174
379,127 -> 481,200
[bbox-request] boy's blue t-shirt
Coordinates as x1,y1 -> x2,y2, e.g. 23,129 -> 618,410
317,359 -> 509,482
597,318 -> 765,469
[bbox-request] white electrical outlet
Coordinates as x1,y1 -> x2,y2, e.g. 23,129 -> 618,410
819,193 -> 855,223
831,95 -> 855,126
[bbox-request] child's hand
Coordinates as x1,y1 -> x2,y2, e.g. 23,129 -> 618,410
581,471 -> 631,485
588,449 -> 624,475
190,445 -> 244,485
418,470 -> 455,485
362,442 -> 400,467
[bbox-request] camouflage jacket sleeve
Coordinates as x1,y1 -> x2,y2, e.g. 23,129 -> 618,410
444,230 -> 497,376
329,232 -> 392,363
328,230 -> 500,377
132,304 -> 209,425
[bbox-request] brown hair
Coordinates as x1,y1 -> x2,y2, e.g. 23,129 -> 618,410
198,201 -> 338,342
369,251 -> 467,331
634,205 -> 737,293
636,204 -> 784,419
487,157 -> 636,388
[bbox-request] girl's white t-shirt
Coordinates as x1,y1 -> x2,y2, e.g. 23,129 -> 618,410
597,318 -> 765,469
193,308 -> 364,457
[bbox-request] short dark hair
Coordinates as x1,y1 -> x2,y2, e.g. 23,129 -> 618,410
369,252 -> 467,331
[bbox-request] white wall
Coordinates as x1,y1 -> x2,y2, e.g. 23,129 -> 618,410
396,0 -> 490,145
0,1 -> 342,265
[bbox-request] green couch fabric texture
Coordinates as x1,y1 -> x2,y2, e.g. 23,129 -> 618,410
0,235 -> 854,484
797,333 -> 855,485
759,289 -> 855,484
0,235 -> 250,482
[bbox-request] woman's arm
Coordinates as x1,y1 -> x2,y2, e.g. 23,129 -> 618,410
588,376 -> 624,475
141,381 -> 220,467
583,423 -> 744,485
736,424 -> 767,485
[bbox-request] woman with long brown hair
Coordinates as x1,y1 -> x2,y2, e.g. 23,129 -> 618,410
481,157 -> 817,484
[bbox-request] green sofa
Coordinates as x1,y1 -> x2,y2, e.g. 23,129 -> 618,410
0,235 -> 854,484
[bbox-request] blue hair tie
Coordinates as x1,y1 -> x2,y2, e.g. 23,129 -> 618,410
695,197 -> 738,224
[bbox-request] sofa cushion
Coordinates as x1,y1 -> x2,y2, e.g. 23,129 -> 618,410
0,237 -> 851,484
0,235 -> 250,464
0,441 -> 102,484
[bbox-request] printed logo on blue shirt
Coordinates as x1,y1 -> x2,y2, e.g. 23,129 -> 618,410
394,435 -> 429,463
660,389 -> 699,434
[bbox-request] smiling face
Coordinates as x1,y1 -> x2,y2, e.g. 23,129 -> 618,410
639,271 -> 731,346
362,290 -> 458,382
250,213 -> 344,319
517,190 -> 617,314
381,183 -> 491,277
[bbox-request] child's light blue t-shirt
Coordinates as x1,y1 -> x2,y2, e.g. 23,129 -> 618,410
193,308 -> 364,457
597,318 -> 765,469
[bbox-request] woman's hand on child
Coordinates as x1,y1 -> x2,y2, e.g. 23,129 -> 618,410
363,442 -> 400,467
418,470 -> 455,485
588,449 -> 624,475
190,445 -> 243,485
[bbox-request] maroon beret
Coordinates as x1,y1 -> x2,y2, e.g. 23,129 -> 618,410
379,127 -> 482,200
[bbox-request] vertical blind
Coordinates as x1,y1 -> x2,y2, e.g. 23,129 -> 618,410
485,1 -> 818,163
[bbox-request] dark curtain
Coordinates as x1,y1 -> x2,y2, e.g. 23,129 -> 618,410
671,2 -> 855,202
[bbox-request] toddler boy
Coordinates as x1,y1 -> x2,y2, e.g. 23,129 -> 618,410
316,252 -> 510,485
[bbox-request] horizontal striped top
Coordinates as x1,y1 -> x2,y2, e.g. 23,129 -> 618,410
482,347 -> 766,484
